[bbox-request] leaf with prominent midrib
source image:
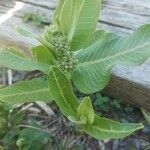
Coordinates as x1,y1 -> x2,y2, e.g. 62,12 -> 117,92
72,24 -> 150,94
53,0 -> 65,28
89,30 -> 108,45
47,67 -> 79,118
0,78 -> 51,105
59,0 -> 74,35
0,48 -> 49,74
71,0 -> 101,50
83,115 -> 143,140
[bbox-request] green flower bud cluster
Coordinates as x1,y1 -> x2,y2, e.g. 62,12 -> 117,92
51,32 -> 70,55
51,32 -> 78,72
44,26 -> 78,72
56,51 -> 78,72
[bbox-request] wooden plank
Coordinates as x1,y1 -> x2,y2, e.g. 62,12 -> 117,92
103,61 -> 150,111
0,0 -> 150,111
20,0 -> 150,36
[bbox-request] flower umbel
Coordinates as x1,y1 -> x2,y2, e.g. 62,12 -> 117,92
44,26 -> 78,72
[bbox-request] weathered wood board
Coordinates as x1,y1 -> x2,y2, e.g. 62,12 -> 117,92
0,0 -> 150,111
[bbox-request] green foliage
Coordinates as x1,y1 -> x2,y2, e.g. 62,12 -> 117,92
48,67 -> 143,139
17,128 -> 51,150
83,115 -> 143,140
0,115 -> 7,138
70,0 -> 101,50
111,99 -> 121,110
141,109 -> 150,125
0,105 -> 25,149
93,93 -> 134,116
22,12 -> 50,26
72,26 -> 150,93
0,47 -> 49,74
9,111 -> 26,128
124,105 -> 133,113
31,45 -> 53,65
16,27 -> 36,38
0,78 -> 51,105
0,0 -> 149,141
94,93 -> 110,112
53,0 -> 101,50
43,29 -> 78,72
77,97 -> 94,124
57,0 -> 75,35
0,104 -> 9,138
1,130 -> 20,149
48,66 -> 79,118
0,106 -> 51,150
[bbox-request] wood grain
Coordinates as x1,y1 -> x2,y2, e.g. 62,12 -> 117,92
0,0 -> 150,111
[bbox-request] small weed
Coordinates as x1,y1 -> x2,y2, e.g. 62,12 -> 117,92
94,93 -> 110,112
0,106 -> 51,150
22,12 -> 50,26
93,93 -> 135,121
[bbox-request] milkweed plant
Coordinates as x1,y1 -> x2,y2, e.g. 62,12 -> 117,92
0,0 -> 150,140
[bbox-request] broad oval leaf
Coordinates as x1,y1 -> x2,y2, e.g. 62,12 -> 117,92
0,78 -> 51,105
47,66 -> 79,118
59,0 -> 74,35
53,0 -> 101,50
0,48 -> 49,74
72,24 -> 150,94
71,0 -> 101,50
83,115 -> 144,140
53,0 -> 83,42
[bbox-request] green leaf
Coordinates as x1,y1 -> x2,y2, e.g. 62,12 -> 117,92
10,110 -> 26,127
0,48 -> 49,74
90,30 -> 107,44
71,0 -> 101,50
0,78 -> 51,105
53,0 -> 65,29
22,13 -> 32,22
59,0 -> 74,35
31,45 -> 53,64
77,97 -> 94,124
53,0 -> 82,40
16,27 -> 36,38
17,128 -> 51,150
47,66 -> 79,118
32,15 -> 43,26
83,115 -> 144,140
141,108 -> 150,125
0,115 -> 7,138
5,47 -> 28,58
73,24 -> 150,93
1,129 -> 20,147
54,0 -> 101,50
